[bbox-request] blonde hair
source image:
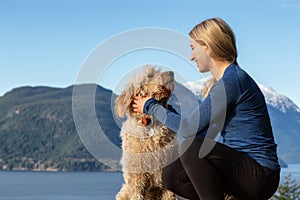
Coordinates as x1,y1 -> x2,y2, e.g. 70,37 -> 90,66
189,18 -> 237,64
201,77 -> 216,98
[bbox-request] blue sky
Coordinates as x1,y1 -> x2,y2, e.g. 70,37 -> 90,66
1,0 -> 300,106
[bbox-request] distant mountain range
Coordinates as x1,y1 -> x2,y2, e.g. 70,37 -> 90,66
185,80 -> 300,165
0,81 -> 298,171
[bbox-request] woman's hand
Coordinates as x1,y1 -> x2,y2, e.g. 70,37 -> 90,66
132,96 -> 151,113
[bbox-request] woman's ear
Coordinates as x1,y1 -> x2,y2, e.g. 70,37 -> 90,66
201,43 -> 209,52
201,43 -> 213,58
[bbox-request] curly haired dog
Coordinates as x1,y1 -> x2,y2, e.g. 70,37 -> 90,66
114,66 -> 179,200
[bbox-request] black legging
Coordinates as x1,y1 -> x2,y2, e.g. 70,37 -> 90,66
162,137 -> 280,200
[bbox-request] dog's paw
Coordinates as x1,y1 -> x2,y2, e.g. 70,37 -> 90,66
161,189 -> 176,200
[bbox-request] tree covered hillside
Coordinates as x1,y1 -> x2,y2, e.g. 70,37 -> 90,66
0,85 -> 121,171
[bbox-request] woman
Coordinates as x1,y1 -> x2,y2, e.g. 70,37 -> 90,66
132,18 -> 280,200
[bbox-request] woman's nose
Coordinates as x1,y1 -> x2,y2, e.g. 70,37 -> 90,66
190,54 -> 194,61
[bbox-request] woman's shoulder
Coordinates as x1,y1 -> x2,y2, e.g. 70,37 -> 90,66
225,63 -> 262,97
224,63 -> 253,83
225,63 -> 245,75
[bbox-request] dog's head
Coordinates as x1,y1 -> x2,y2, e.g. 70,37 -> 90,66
115,65 -> 175,125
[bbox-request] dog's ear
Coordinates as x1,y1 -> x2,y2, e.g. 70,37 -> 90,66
161,71 -> 175,92
115,91 -> 127,118
114,86 -> 134,118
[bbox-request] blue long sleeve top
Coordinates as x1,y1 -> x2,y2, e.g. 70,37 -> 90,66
143,63 -> 280,172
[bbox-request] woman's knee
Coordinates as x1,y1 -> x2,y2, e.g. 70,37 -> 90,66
180,137 -> 205,165
162,159 -> 184,191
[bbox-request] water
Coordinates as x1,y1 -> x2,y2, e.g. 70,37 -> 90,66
0,171 -> 123,200
281,164 -> 300,183
0,165 -> 300,200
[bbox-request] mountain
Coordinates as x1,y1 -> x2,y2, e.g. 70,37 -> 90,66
0,84 -> 121,171
0,81 -> 298,172
184,80 -> 300,165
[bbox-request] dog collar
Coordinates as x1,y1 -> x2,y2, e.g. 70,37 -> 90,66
141,117 -> 151,126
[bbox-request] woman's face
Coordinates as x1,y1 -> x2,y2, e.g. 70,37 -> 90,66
190,38 -> 211,73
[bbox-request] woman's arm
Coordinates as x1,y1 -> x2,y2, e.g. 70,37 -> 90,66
132,88 -> 218,138
141,90 -> 212,138
132,68 -> 240,138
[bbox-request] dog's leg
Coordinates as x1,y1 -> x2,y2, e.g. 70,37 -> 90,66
117,173 -> 147,200
116,183 -> 146,200
116,184 -> 130,200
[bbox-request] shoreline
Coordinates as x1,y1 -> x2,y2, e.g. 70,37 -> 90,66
0,170 -> 121,173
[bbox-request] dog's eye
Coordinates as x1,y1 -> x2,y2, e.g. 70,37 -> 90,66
161,86 -> 165,89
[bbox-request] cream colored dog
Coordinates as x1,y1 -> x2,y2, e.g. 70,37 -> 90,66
115,66 -> 178,200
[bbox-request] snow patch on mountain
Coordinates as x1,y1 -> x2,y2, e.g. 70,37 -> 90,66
258,84 -> 300,113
